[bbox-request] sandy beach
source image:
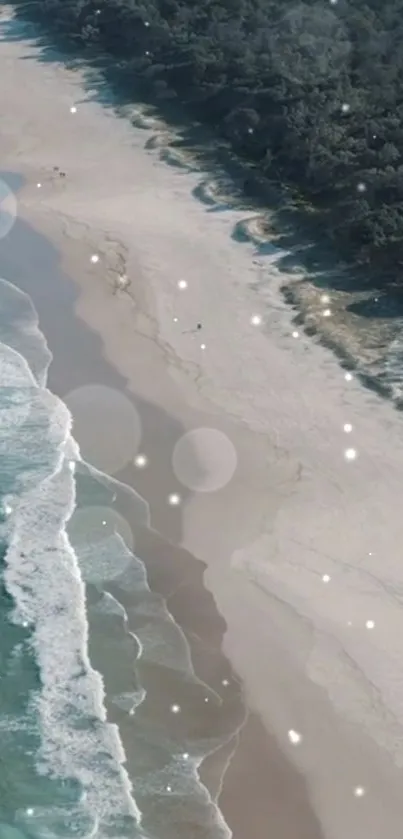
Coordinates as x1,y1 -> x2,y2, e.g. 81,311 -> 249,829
2,5 -> 403,837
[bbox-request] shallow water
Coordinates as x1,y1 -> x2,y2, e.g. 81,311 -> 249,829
0,273 -> 240,838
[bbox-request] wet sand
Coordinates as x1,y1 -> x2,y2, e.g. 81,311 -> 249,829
0,213 -> 325,837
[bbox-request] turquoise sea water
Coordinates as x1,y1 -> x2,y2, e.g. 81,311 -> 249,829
0,263 -> 240,839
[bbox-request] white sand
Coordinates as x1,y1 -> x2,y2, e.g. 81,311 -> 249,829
2,6 -> 403,836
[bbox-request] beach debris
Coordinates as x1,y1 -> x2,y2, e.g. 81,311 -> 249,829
343,423 -> 353,433
70,106 -> 77,114
365,619 -> 375,629
177,279 -> 188,290
344,447 -> 357,461
134,454 -> 148,469
292,330 -> 299,338
168,493 -> 181,506
250,314 -> 262,326
170,704 -> 181,714
287,729 -> 302,745
344,372 -> 353,382
323,308 -> 332,317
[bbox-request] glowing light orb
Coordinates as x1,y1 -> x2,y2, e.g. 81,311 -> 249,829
70,106 -> 77,114
134,454 -> 148,468
344,448 -> 357,461
183,752 -> 189,760
222,679 -> 229,686
168,493 -> 181,506
366,620 -> 375,630
170,704 -> 181,714
322,574 -> 331,583
288,730 -> 302,744
354,786 -> 365,797
345,372 -> 353,382
26,809 -> 34,817
37,183 -> 42,188
321,294 -> 330,304
177,280 -> 187,290
200,343 -> 206,350
341,103 -> 350,113
357,182 -> 366,193
343,423 -> 353,433
90,254 -> 99,264
292,330 -> 299,338
250,314 -> 262,326
323,308 -> 332,317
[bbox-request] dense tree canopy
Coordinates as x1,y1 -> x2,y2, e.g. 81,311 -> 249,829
9,0 -> 403,286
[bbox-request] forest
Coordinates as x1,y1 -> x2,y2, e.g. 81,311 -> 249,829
7,0 -> 403,288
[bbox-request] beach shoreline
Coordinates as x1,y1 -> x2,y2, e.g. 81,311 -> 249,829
3,4 -> 403,837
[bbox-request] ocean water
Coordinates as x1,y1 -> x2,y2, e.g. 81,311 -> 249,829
0,275 -> 239,839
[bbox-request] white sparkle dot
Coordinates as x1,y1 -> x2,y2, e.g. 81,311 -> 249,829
68,460 -> 76,472
200,343 -> 206,349
292,330 -> 299,338
26,809 -> 34,816
144,20 -> 150,25
321,294 -> 330,304
250,314 -> 262,326
168,493 -> 181,506
173,317 -> 178,322
102,520 -> 107,526
4,504 -> 12,515
145,50 -> 150,56
354,786 -> 365,797
70,106 -> 77,114
288,729 -> 302,744
343,423 -> 353,433
369,552 -> 373,556
341,103 -> 350,113
22,621 -> 28,628
323,308 -> 332,317
204,697 -> 209,703
90,254 -> 99,264
170,704 -> 181,714
345,372 -> 353,382
134,454 -> 148,469
345,448 -> 357,461
322,574 -> 331,583
183,752 -> 189,760
37,183 -> 42,188
222,679 -> 229,686
166,786 -> 172,792
247,127 -> 254,134
357,182 -> 366,193
178,280 -> 187,290
329,0 -> 338,5
366,620 -> 375,630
